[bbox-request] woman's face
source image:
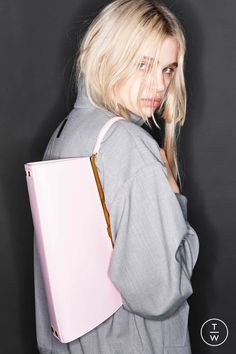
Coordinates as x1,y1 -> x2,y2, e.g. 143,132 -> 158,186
116,36 -> 179,118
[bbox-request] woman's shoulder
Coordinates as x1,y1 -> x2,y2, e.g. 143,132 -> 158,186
97,117 -> 167,208
99,117 -> 165,171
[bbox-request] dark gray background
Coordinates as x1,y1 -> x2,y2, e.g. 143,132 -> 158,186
0,0 -> 235,353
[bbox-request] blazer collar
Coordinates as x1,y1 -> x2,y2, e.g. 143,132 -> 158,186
74,86 -> 144,127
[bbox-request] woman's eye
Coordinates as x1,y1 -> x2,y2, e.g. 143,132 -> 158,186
137,62 -> 150,71
164,67 -> 175,75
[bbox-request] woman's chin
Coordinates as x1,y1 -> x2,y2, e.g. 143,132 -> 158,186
132,105 -> 158,118
141,106 -> 157,116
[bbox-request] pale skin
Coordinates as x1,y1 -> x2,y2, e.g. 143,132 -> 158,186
117,35 -> 180,193
159,148 -> 180,193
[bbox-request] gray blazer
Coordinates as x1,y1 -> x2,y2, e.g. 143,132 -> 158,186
33,85 -> 200,354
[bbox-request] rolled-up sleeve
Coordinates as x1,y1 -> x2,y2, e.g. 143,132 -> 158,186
107,162 -> 200,321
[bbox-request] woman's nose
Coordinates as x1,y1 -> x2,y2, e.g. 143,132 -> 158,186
156,73 -> 165,92
148,74 -> 165,95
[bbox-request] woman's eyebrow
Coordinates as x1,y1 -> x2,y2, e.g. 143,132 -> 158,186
141,56 -> 178,67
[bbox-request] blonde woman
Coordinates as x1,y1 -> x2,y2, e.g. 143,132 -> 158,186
34,0 -> 200,353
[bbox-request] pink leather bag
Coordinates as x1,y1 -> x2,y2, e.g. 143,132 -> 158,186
24,116 -> 125,343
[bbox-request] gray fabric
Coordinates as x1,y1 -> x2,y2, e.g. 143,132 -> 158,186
33,86 -> 200,354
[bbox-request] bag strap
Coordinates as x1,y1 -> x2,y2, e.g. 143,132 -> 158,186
92,116 -> 125,155
90,116 -> 125,248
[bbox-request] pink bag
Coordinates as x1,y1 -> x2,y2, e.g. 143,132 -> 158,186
24,116 -> 125,343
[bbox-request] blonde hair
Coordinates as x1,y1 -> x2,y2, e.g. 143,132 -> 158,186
74,0 -> 187,190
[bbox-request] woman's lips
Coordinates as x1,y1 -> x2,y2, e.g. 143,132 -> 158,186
141,98 -> 161,107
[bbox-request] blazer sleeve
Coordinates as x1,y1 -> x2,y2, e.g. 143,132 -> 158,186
107,162 -> 200,321
174,193 -> 188,221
